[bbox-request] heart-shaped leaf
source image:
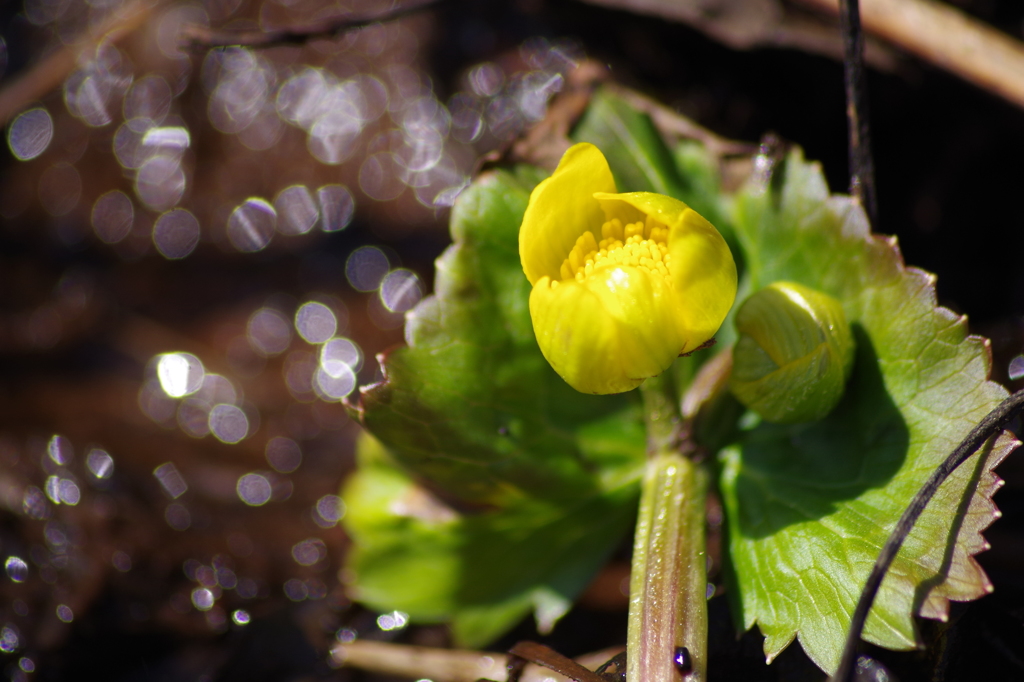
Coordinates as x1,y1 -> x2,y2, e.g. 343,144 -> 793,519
719,148 -> 1015,673
343,165 -> 646,645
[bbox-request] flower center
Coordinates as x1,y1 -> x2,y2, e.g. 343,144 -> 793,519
558,216 -> 671,283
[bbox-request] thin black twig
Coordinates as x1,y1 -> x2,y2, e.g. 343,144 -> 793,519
831,388 -> 1024,682
838,0 -> 878,226
181,0 -> 444,50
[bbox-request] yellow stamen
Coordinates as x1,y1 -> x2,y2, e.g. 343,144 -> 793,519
563,219 -> 672,283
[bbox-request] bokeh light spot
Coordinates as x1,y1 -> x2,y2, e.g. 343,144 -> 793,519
377,611 -> 409,631
317,184 -> 355,232
276,68 -> 327,128
247,307 -> 292,356
58,479 -> 80,505
0,625 -> 19,653
64,65 -> 123,128
178,398 -> 213,438
273,185 -> 318,236
154,462 -> 188,499
450,93 -> 484,144
314,494 -> 346,528
359,152 -> 405,201
283,578 -> 308,601
124,74 -> 173,123
157,352 -> 205,397
294,302 -> 337,344
22,487 -> 49,520
142,126 -> 191,152
8,108 -> 53,160
114,118 -> 156,169
236,473 -> 271,506
345,246 -> 390,292
55,605 -> 74,623
469,62 -> 505,97
45,475 -> 61,504
86,449 -> 114,479
394,125 -> 444,173
265,437 -> 301,473
153,208 -> 201,259
308,111 -> 362,165
112,551 -> 132,572
353,74 -> 389,121
227,198 -> 276,252
231,609 -> 250,626
380,269 -> 423,313
291,538 -> 326,567
207,48 -> 271,135
1009,354 -> 1024,380
135,155 -> 186,211
165,502 -> 191,530
5,557 -> 28,583
209,404 -> 249,444
320,337 -> 363,374
91,190 -> 134,244
191,587 -> 215,611
314,364 -> 355,401
284,351 -> 317,400
48,434 -> 73,465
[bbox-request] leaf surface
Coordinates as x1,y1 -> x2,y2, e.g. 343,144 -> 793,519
719,149 -> 1015,673
344,165 -> 646,644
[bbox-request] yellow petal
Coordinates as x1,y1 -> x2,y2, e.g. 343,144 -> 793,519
583,265 -> 688,377
668,208 -> 736,350
519,143 -> 616,284
594,191 -> 686,228
529,266 -> 685,394
595,191 -> 737,352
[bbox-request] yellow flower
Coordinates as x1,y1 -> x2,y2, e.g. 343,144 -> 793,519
519,143 -> 737,394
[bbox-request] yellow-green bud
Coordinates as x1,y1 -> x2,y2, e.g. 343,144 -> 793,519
730,281 -> 854,424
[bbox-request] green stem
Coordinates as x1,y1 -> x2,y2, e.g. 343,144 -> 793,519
629,377 -> 709,682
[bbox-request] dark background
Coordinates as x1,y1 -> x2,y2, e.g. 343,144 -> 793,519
1,0 -> 1023,680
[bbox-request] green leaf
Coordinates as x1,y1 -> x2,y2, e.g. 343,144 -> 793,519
344,431 -> 641,647
719,148 -> 1014,673
343,166 -> 646,644
572,88 -> 686,196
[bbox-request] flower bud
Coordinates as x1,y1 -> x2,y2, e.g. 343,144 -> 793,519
730,281 -> 854,424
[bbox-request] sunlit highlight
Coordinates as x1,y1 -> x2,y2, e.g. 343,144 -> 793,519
157,352 -> 205,398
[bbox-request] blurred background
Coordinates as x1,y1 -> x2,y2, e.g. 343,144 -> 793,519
1,0 -> 1024,680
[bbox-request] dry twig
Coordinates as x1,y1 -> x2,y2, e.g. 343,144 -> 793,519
179,0 -> 441,49
582,0 -> 1024,112
0,0 -> 157,126
332,640 -> 625,682
793,0 -> 1024,110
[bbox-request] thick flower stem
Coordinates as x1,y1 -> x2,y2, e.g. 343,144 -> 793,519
629,378 -> 709,682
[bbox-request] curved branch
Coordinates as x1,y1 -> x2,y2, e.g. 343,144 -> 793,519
181,0 -> 443,50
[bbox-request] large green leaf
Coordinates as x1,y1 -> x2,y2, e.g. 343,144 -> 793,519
719,149 -> 1015,673
343,429 -> 641,646
344,165 -> 647,644
352,165 -> 643,506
